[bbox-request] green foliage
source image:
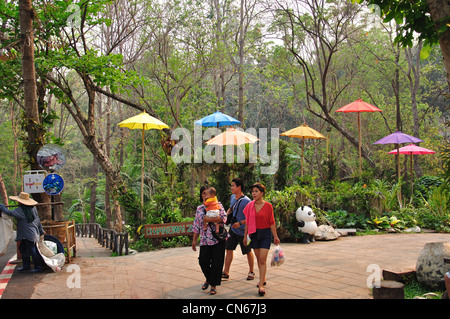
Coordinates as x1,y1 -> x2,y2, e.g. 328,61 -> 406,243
0,0 -> 448,253
404,277 -> 445,299
367,215 -> 404,231
263,175 -> 448,241
421,185 -> 450,232
325,210 -> 370,229
441,141 -> 450,188
356,0 -> 446,54
274,140 -> 289,190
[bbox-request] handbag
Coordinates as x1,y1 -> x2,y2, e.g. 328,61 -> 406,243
211,224 -> 228,241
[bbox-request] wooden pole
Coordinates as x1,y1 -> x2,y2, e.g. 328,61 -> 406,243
358,112 -> 362,175
410,153 -> 413,201
301,138 -> 304,177
396,146 -> 402,208
141,128 -> 145,220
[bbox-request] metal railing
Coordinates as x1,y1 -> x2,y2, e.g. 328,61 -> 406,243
75,223 -> 129,256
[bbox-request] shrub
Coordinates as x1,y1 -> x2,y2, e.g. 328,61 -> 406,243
325,210 -> 370,229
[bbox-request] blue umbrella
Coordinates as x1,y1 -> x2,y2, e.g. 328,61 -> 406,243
194,111 -> 240,127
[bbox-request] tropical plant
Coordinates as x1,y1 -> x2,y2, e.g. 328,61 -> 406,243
325,210 -> 370,229
367,215 -> 404,231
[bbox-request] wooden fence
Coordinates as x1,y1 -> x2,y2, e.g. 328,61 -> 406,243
75,223 -> 129,256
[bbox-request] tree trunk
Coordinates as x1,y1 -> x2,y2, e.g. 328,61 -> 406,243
0,173 -> 8,205
427,0 -> 450,90
237,0 -> 245,124
104,95 -> 113,228
19,0 -> 51,220
10,101 -> 20,195
89,158 -> 98,225
405,42 -> 423,178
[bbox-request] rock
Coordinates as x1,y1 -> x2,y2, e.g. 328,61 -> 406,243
416,242 -> 450,290
314,225 -> 340,241
337,229 -> 348,237
403,226 -> 421,233
336,228 -> 356,236
413,292 -> 440,299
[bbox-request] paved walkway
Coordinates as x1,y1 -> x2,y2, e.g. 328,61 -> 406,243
2,232 -> 450,299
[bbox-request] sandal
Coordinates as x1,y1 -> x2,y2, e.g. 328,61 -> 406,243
222,272 -> 229,279
256,281 -> 266,288
210,288 -> 217,295
201,282 -> 209,290
246,272 -> 255,280
258,288 -> 266,296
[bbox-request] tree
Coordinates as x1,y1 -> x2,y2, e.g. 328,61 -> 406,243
18,0 -> 53,219
41,1 -> 149,228
273,0 -> 377,169
211,0 -> 267,124
1,0 -> 152,226
356,0 -> 450,90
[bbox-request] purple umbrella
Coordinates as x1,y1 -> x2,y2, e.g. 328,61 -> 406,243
372,131 -> 423,145
373,131 -> 424,203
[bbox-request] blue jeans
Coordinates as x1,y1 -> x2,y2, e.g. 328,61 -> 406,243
19,239 -> 44,270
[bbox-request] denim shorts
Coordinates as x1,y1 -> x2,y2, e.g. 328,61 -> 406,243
250,228 -> 272,250
225,230 -> 252,255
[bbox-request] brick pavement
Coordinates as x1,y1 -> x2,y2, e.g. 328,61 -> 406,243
2,232 -> 450,299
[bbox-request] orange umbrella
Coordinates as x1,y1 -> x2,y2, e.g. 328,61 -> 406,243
205,128 -> 259,146
205,128 -> 259,178
336,99 -> 382,174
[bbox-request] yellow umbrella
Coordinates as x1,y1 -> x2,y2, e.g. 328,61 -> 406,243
281,124 -> 326,177
119,111 -> 169,219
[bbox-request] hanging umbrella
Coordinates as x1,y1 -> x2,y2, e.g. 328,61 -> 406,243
205,128 -> 259,146
373,131 -> 424,204
118,111 -> 170,218
388,144 -> 435,197
195,111 -> 241,127
281,124 -> 326,177
336,99 -> 382,175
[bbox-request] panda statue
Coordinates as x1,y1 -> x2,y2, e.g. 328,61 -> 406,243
295,205 -> 317,244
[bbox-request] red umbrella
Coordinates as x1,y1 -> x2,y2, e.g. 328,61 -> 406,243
336,99 -> 382,174
388,144 -> 435,196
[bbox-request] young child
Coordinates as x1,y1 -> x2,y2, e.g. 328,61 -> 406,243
203,187 -> 221,234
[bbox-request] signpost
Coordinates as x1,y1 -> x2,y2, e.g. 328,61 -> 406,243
23,170 -> 47,194
144,221 -> 194,239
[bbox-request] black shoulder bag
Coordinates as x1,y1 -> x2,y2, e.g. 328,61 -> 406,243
225,195 -> 245,226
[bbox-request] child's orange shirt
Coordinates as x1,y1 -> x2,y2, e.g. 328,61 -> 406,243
205,197 -> 220,211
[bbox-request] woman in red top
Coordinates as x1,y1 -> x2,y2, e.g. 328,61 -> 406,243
243,183 -> 280,296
